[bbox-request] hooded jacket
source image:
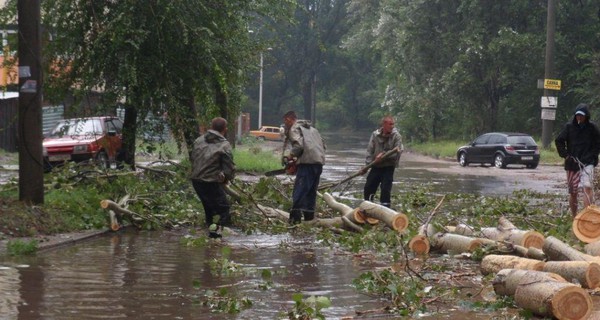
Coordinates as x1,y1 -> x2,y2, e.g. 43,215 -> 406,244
555,104 -> 600,171
190,129 -> 235,182
366,127 -> 404,168
285,120 -> 326,165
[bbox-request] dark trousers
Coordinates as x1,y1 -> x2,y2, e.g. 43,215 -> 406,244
363,166 -> 395,208
192,180 -> 231,227
290,163 -> 323,223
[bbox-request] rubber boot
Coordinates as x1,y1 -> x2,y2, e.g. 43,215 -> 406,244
289,209 -> 302,225
302,210 -> 314,221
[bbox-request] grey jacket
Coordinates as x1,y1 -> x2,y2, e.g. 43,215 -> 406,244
366,127 -> 404,168
285,120 -> 326,165
190,130 -> 235,182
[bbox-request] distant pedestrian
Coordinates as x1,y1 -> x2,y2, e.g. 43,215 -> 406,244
190,117 -> 235,237
282,111 -> 326,224
555,104 -> 600,217
360,115 -> 404,208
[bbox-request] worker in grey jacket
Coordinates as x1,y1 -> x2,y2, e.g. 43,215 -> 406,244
283,110 -> 326,224
190,117 -> 235,236
361,115 -> 403,208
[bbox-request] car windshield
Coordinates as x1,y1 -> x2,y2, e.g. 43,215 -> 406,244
507,136 -> 536,145
48,119 -> 103,137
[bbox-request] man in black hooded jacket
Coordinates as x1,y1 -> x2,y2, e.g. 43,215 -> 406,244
555,103 -> 600,217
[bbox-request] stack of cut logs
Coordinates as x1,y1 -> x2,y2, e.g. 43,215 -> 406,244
102,192 -> 600,320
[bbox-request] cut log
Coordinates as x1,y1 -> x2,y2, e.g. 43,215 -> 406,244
480,227 -> 506,241
358,201 -> 409,232
480,254 -> 545,276
408,224 -> 437,255
480,218 -> 545,249
453,223 -> 475,236
543,261 -> 600,289
505,229 -> 545,249
407,196 -> 445,255
510,244 -> 546,261
514,279 -> 592,320
322,193 -> 364,227
430,233 -> 482,254
573,205 -> 600,243
492,269 -> 566,297
543,236 -> 600,263
584,240 -> 600,256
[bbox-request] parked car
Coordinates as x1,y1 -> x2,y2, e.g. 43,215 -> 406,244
456,132 -> 540,169
43,116 -> 124,170
249,126 -> 284,141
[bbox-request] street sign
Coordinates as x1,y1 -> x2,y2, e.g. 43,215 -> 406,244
541,108 -> 556,120
543,79 -> 561,90
541,96 -> 557,109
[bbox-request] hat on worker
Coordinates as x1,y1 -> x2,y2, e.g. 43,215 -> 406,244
575,110 -> 586,116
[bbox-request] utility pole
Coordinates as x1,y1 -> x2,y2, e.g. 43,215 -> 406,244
18,0 -> 44,204
541,0 -> 557,149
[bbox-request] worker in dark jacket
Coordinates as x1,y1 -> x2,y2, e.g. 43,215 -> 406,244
283,110 -> 326,224
555,104 -> 600,217
190,117 -> 235,237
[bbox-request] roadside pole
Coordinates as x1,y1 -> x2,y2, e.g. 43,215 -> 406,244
540,0 -> 558,149
17,0 -> 44,204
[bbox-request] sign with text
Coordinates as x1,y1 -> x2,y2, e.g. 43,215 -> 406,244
543,79 -> 561,90
541,96 -> 557,109
541,108 -> 556,120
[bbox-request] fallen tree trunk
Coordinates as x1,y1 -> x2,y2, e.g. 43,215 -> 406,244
542,261 -> 600,289
573,205 -> 600,243
492,269 -> 566,297
322,193 -> 364,226
430,233 -> 482,254
481,254 -> 545,276
543,236 -> 600,263
513,279 -> 592,320
255,204 -> 363,232
358,201 -> 409,232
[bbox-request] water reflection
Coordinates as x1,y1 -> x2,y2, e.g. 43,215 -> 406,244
0,231 -> 389,320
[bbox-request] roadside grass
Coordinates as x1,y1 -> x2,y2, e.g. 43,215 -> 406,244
407,140 -> 563,165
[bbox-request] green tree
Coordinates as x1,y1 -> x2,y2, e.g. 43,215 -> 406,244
39,0 -> 291,163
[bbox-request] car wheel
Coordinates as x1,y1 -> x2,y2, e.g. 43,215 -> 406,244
526,163 -> 538,169
257,136 -> 265,141
96,151 -> 109,169
494,154 -> 506,168
458,152 -> 468,167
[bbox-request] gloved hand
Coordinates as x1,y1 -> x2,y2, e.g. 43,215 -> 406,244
216,172 -> 226,183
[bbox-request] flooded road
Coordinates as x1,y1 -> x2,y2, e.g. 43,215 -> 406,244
0,131 -> 571,319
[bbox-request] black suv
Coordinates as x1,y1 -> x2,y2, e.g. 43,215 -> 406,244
456,132 -> 540,169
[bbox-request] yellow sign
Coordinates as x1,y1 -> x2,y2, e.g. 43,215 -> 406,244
544,79 -> 561,90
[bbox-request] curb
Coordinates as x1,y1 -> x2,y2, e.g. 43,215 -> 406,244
0,229 -> 111,256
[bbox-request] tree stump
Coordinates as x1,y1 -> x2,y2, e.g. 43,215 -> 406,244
543,261 -> 600,289
514,279 -> 592,320
481,254 -> 545,276
573,205 -> 600,243
492,269 -> 566,297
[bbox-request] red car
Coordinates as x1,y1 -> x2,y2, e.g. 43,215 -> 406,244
43,116 -> 124,170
